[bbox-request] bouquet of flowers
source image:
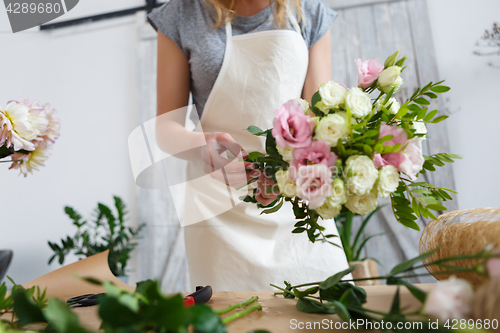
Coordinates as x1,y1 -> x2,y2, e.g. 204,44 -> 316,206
243,51 -> 460,244
0,97 -> 60,176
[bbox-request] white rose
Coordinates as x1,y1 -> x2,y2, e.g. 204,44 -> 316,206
295,98 -> 310,114
423,276 -> 474,322
378,66 -> 403,93
345,87 -> 372,118
275,169 -> 299,198
412,121 -> 427,139
276,145 -> 294,162
345,193 -> 378,215
315,81 -> 348,114
328,177 -> 348,206
377,165 -> 399,198
343,155 -> 378,195
315,200 -> 342,220
314,111 -> 349,147
376,97 -> 400,115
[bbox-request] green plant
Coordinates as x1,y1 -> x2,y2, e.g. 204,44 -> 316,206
47,196 -> 145,276
335,206 -> 384,262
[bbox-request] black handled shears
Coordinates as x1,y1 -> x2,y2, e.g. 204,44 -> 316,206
66,286 -> 212,308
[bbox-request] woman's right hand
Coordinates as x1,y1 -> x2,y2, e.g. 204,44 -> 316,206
201,132 -> 260,188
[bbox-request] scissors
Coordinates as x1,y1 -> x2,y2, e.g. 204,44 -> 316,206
66,285 -> 212,307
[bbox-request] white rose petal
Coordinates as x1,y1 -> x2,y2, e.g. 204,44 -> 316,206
377,165 -> 399,198
329,177 -> 348,206
376,97 -> 400,115
412,121 -> 427,139
295,98 -> 310,114
277,145 -> 294,162
275,169 -> 299,198
423,276 -> 474,322
345,193 -> 378,215
345,87 -> 372,118
316,81 -> 348,114
343,155 -> 379,195
315,201 -> 342,220
314,111 -> 349,147
378,66 -> 403,93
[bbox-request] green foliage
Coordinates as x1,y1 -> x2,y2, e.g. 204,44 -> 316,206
47,196 -> 145,276
0,278 -> 262,333
335,207 -> 384,262
273,248 -> 499,333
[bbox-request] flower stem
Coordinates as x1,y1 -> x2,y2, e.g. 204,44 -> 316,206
221,304 -> 262,325
213,296 -> 259,315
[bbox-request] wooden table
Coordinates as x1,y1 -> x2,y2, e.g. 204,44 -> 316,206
10,252 -> 435,332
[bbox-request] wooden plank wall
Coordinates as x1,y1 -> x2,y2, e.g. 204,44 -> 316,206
328,0 -> 456,282
135,0 -> 455,288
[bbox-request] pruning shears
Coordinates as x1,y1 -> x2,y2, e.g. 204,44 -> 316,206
66,285 -> 212,308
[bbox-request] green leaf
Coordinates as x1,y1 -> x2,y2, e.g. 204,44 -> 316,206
292,227 -> 306,233
260,198 -> 284,214
430,85 -> 450,93
189,304 -> 226,333
331,301 -> 351,321
296,298 -> 335,314
386,277 -> 427,303
12,288 -> 47,326
389,248 -> 439,275
414,97 -> 430,105
43,298 -> 88,333
384,51 -> 399,68
423,110 -> 438,121
426,204 -> 447,211
319,265 -> 359,290
423,92 -> 438,99
389,288 -> 401,315
248,151 -> 265,161
429,115 -> 449,123
319,283 -> 367,304
395,56 -> 407,67
246,125 -> 267,136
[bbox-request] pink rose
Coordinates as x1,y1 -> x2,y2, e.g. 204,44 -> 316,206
486,248 -> 500,278
374,124 -> 424,180
379,123 -> 408,147
272,100 -> 315,149
398,138 -> 424,180
255,172 -> 280,206
423,276 -> 473,322
289,141 -> 338,180
355,58 -> 384,89
295,164 -> 332,209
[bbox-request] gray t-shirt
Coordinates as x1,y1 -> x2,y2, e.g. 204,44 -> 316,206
148,0 -> 337,116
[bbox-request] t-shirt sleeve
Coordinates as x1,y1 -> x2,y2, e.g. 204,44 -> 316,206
147,0 -> 186,56
301,0 -> 338,49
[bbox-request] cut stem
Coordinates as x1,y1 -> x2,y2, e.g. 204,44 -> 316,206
213,296 -> 259,315
222,304 -> 262,325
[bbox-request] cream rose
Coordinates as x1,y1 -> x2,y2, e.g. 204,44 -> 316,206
276,145 -> 294,162
345,87 -> 372,118
412,121 -> 427,139
345,193 -> 378,215
314,111 -> 349,147
315,81 -> 348,114
295,98 -> 310,114
378,66 -> 403,93
329,177 -> 348,206
275,169 -> 299,198
377,165 -> 399,198
343,155 -> 379,195
376,97 -> 400,115
315,200 -> 342,220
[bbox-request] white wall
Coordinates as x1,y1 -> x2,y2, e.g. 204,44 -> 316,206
427,0 -> 500,210
0,0 -> 499,286
0,1 -> 145,285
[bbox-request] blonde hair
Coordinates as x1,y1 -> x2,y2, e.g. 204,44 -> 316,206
205,0 -> 302,29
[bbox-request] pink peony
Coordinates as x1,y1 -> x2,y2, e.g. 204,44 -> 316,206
289,141 -> 338,180
486,248 -> 500,278
379,123 -> 408,147
295,164 -> 332,209
423,276 -> 473,322
272,100 -> 315,149
355,58 -> 384,89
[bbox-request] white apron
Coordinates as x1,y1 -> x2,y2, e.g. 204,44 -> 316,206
183,11 -> 350,291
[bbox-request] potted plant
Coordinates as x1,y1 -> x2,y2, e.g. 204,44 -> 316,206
335,206 -> 384,286
48,196 -> 144,281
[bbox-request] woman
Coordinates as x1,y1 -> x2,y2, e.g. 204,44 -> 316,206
148,0 -> 350,291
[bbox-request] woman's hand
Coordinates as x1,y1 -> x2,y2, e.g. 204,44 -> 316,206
255,172 -> 280,206
201,132 -> 259,188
